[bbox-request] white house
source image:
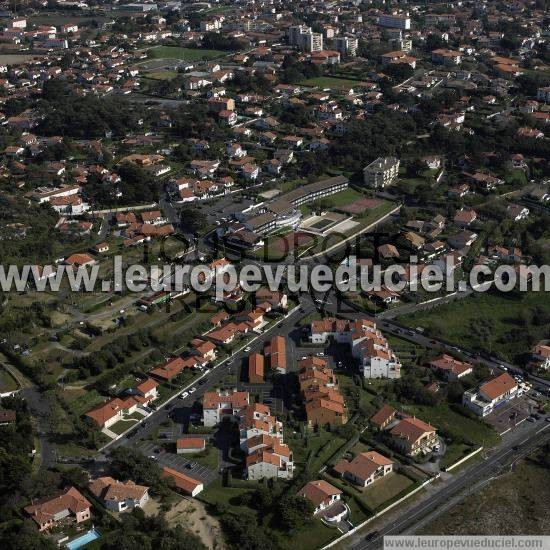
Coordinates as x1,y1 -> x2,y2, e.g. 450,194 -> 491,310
89,477 -> 149,512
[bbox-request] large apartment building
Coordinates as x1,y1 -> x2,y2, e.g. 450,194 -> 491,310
239,403 -> 294,480
311,318 -> 401,379
288,25 -> 323,52
202,389 -> 250,427
333,36 -> 358,57
377,13 -> 411,30
299,356 -> 348,427
363,157 -> 400,189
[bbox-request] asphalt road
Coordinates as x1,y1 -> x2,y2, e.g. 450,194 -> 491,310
96,300 -> 314,461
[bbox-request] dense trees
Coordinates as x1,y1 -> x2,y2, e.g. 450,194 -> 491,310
39,79 -> 145,139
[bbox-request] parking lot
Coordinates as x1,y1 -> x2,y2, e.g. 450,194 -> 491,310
485,396 -> 534,435
137,441 -> 218,486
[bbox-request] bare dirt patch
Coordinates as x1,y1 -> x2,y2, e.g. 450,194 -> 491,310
144,497 -> 224,549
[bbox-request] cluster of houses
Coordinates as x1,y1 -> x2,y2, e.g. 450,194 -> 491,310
24,476 -> 150,533
202,389 -> 293,480
299,356 -> 349,428
247,335 -> 287,383
310,317 -> 402,379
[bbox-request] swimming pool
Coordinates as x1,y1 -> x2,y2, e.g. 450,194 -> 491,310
66,528 -> 101,550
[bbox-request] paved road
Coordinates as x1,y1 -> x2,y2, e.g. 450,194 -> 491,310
96,301 -> 314,461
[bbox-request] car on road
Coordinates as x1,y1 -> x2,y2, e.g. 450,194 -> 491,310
180,391 -> 189,399
244,346 -> 251,352
500,365 -> 508,371
527,416 -> 536,422
365,531 -> 379,541
148,455 -> 158,460
317,352 -> 325,357
189,387 -> 196,394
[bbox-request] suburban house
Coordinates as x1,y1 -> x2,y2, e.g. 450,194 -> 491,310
162,467 -> 203,497
24,487 -> 91,531
462,372 -> 518,417
529,342 -> 550,371
89,477 -> 149,512
298,480 -> 342,515
370,404 -> 397,430
85,398 -> 128,429
176,437 -> 206,454
388,417 -> 438,456
202,390 -> 250,427
334,450 -> 394,487
149,357 -> 194,381
134,378 -> 159,402
429,355 -> 473,380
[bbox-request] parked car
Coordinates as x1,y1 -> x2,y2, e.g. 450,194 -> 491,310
244,346 -> 251,352
189,387 -> 196,394
180,391 -> 189,399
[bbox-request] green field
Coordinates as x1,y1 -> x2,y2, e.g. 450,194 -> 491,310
109,419 -> 138,435
328,188 -> 366,208
145,70 -> 179,81
397,290 -> 550,362
419,457 -> 550,535
299,76 -> 366,90
360,472 -> 414,510
0,366 -> 18,393
148,46 -> 227,61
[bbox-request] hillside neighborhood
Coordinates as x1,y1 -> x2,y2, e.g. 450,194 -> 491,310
0,0 -> 549,549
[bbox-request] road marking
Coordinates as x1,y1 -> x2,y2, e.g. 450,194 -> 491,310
536,423 -> 550,435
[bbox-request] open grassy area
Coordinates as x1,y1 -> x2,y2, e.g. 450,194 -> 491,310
109,419 -> 138,435
148,46 -> 226,61
419,457 -> 550,535
286,429 -> 346,473
288,520 -> 338,549
0,366 -> 18,393
145,70 -> 179,81
327,188 -> 366,208
199,479 -> 256,510
186,444 -> 219,470
397,290 -> 550,362
360,472 -> 414,510
299,76 -> 366,90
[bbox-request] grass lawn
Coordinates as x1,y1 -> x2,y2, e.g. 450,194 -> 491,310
328,188 -> 366,208
397,290 -> 550,362
286,429 -> 346,473
148,46 -> 226,61
109,419 -> 138,435
287,520 -> 338,549
198,479 -> 256,510
360,472 -> 414,510
186,445 -> 219,470
0,366 -> 18,393
145,70 -> 178,80
299,76 -> 366,90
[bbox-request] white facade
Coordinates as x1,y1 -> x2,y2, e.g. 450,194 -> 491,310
378,14 -> 411,30
363,157 -> 400,189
